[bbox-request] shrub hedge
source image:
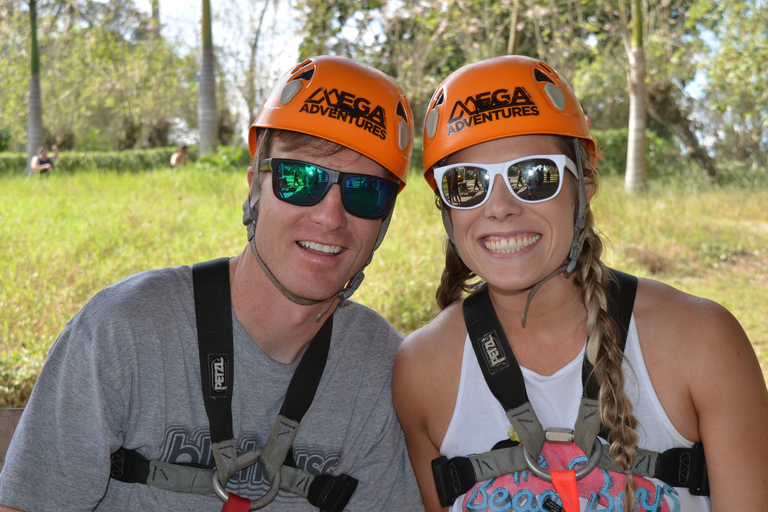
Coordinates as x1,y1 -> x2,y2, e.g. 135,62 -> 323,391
0,147 -> 199,176
0,144 -> 259,176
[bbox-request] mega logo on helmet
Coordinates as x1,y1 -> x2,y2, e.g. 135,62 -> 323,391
446,87 -> 539,137
299,87 -> 387,140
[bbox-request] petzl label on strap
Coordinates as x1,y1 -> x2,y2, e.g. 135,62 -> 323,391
480,330 -> 509,374
209,354 -> 229,398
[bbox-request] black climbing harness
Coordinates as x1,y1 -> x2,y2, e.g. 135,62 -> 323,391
110,258 -> 358,511
431,269 -> 709,507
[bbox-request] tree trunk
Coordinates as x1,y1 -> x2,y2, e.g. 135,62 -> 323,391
27,0 -> 43,176
625,0 -> 646,195
507,0 -> 522,55
198,0 -> 217,156
149,0 -> 160,40
646,81 -> 717,180
625,46 -> 647,194
244,1 -> 271,124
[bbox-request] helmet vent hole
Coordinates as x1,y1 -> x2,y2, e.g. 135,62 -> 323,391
397,102 -> 407,119
538,62 -> 558,78
534,68 -> 554,84
291,59 -> 312,74
296,68 -> 315,81
434,90 -> 445,106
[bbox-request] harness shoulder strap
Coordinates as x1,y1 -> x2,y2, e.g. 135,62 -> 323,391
582,268 -> 637,400
577,268 -> 637,449
193,257 -> 235,445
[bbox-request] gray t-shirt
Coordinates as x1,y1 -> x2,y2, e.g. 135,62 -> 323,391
0,264 -> 422,511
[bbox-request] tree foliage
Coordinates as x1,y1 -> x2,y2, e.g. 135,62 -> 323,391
699,0 -> 768,171
1,0 -> 198,151
290,0 -> 766,183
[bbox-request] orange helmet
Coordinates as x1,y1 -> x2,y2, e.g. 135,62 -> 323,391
249,55 -> 414,190
422,55 -> 594,190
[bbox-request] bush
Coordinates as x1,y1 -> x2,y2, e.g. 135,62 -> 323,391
592,128 -> 687,180
196,145 -> 252,171
0,146 -> 205,176
0,152 -> 26,175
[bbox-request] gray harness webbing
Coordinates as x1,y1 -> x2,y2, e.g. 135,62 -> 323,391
110,258 -> 357,510
432,269 -> 709,506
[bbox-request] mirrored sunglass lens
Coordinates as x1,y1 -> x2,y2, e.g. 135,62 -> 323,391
344,176 -> 396,218
441,167 -> 489,208
274,163 -> 329,205
507,159 -> 561,202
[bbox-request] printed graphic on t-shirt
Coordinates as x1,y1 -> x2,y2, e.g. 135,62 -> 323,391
160,426 -> 341,496
461,442 -> 679,512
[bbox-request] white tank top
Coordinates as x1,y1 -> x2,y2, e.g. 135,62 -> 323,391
441,315 -> 711,511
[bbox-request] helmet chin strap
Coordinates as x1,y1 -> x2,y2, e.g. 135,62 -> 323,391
242,183 -> 396,322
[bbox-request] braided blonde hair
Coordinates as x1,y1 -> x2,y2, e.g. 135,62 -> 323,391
435,137 -> 639,510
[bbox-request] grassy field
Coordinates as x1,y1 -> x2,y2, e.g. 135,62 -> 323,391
1,167 -> 766,406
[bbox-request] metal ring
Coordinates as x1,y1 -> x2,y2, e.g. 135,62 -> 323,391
522,438 -> 603,482
212,450 -> 282,510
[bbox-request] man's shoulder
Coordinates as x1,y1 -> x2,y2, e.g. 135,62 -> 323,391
334,301 -> 402,337
330,301 -> 404,359
76,265 -> 193,324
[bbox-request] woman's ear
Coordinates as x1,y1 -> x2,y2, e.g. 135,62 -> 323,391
585,178 -> 597,203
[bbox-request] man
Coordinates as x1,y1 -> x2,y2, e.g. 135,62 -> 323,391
170,145 -> 189,167
0,56 -> 421,511
29,145 -> 60,175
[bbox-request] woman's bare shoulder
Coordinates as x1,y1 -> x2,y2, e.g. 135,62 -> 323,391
398,300 -> 467,359
633,277 -> 742,335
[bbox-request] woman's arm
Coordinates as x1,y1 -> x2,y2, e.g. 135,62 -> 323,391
636,279 -> 768,509
393,334 -> 447,511
393,311 -> 465,512
687,300 -> 768,509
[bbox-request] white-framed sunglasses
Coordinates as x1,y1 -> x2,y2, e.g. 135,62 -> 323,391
433,154 -> 577,209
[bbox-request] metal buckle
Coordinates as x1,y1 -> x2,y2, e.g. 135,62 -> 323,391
522,437 -> 603,482
212,449 -> 281,510
544,427 -> 575,443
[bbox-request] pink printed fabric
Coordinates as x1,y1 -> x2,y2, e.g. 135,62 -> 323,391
461,442 -> 681,512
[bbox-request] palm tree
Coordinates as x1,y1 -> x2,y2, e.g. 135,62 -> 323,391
198,0 -> 217,156
26,0 -> 43,175
625,0 -> 647,194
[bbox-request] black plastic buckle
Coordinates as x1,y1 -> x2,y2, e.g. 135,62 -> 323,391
654,443 -> 709,496
688,443 -> 709,496
307,473 -> 358,512
432,455 -> 477,507
109,448 -> 151,484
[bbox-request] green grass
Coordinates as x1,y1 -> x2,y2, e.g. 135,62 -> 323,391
1,169 -> 766,406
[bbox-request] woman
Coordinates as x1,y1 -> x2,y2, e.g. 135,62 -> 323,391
393,55 -> 768,511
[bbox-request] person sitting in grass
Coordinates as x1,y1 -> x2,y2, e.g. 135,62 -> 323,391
30,145 -> 59,175
170,144 -> 190,167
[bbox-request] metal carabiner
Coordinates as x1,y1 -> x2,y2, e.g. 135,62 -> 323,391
522,438 -> 603,482
212,449 -> 282,510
